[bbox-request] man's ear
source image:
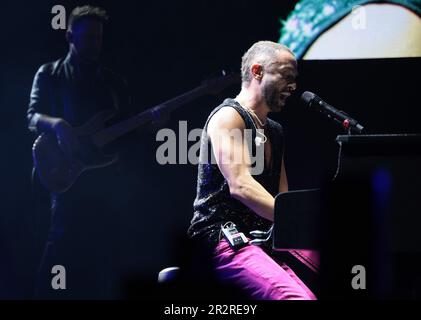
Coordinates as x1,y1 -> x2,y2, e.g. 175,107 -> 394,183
251,63 -> 263,80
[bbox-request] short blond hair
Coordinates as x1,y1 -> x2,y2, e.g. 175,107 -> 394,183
241,41 -> 294,85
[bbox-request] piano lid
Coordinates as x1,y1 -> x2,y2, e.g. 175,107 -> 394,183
336,134 -> 421,157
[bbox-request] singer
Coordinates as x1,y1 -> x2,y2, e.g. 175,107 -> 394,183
187,41 -> 316,300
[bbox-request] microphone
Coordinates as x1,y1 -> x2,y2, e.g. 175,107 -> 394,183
301,91 -> 364,134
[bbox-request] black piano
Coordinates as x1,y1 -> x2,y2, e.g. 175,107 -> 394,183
273,134 -> 421,299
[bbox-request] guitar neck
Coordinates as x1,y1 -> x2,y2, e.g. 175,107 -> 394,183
92,85 -> 207,147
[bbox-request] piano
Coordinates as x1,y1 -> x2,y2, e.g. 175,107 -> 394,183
272,134 -> 421,299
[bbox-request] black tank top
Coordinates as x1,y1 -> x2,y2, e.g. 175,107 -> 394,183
187,98 -> 285,247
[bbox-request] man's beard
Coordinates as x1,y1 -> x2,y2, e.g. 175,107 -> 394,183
262,84 -> 283,112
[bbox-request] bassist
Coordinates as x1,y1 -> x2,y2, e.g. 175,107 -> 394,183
27,5 -> 132,299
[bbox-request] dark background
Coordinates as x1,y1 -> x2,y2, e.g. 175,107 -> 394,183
0,0 -> 420,299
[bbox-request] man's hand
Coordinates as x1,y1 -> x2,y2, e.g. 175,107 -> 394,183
52,119 -> 79,159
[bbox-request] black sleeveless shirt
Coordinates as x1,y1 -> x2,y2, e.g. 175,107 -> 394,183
187,98 -> 285,247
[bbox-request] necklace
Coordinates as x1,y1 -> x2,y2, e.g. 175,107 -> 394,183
234,98 -> 267,127
235,100 -> 268,146
246,107 -> 266,127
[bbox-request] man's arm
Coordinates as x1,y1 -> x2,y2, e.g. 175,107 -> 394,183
207,107 -> 275,222
27,65 -> 78,157
28,65 -> 61,133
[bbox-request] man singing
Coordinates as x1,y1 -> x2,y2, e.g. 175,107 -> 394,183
187,41 -> 316,300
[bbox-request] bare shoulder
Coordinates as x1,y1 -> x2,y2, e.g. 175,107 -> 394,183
207,106 -> 246,134
304,3 -> 421,59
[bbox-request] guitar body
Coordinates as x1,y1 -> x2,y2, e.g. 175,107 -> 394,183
32,110 -> 118,194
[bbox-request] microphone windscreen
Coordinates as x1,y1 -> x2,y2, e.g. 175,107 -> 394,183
300,91 -> 316,105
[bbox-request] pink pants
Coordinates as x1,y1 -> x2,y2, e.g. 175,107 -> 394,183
213,239 -> 317,300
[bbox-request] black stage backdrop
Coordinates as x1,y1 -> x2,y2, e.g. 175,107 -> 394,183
0,0 -> 420,298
